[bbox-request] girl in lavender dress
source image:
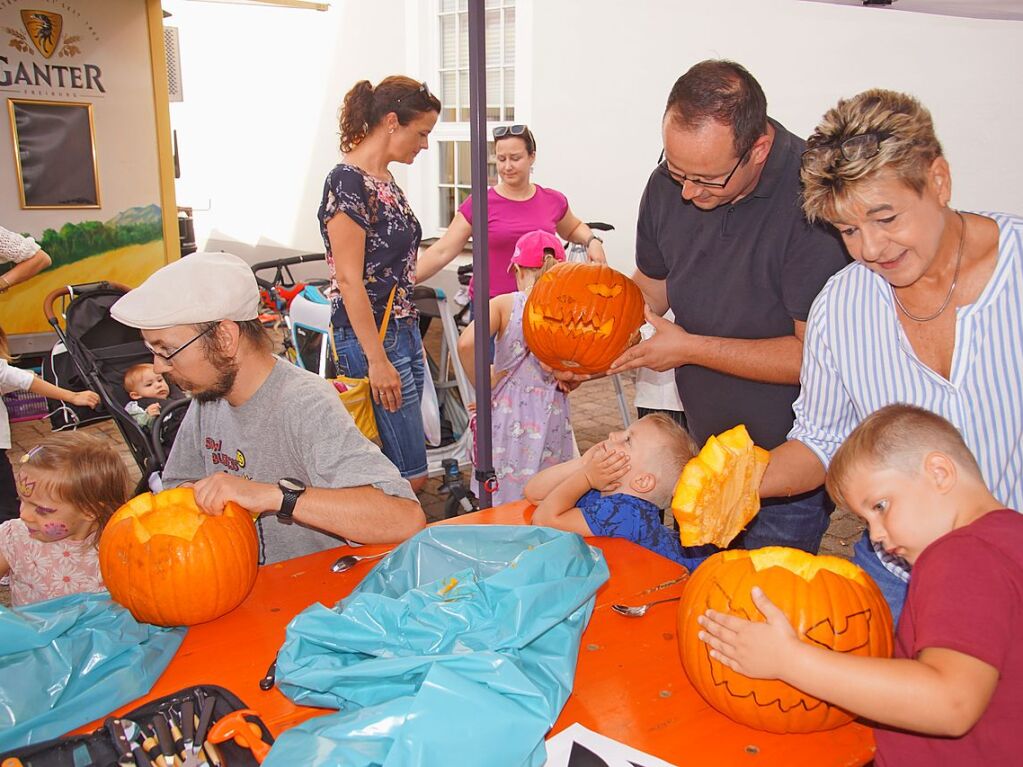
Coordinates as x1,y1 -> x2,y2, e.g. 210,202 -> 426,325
457,230 -> 575,505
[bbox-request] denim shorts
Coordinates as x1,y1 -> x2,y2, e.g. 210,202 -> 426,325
332,316 -> 428,480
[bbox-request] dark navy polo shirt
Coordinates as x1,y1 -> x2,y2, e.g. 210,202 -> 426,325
636,119 -> 848,448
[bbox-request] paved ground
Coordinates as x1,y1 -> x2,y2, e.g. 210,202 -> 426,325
3,331 -> 864,605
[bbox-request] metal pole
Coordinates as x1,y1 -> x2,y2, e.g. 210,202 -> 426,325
467,0 -> 494,507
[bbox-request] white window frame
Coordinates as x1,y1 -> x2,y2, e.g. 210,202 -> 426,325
405,0 -> 531,237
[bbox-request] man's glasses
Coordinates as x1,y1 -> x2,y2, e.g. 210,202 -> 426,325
655,146 -> 748,190
144,323 -> 217,364
801,131 -> 892,169
395,82 -> 433,105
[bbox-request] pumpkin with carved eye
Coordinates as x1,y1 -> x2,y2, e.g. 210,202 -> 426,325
99,487 -> 259,627
677,547 -> 893,733
522,262 -> 645,375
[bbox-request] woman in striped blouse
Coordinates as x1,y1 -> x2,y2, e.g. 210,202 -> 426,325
759,89 -> 1023,623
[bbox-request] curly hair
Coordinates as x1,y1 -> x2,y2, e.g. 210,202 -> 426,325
801,89 -> 944,224
338,76 -> 442,153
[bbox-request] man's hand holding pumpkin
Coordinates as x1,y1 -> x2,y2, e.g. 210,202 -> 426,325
192,472 -> 279,517
610,306 -> 693,373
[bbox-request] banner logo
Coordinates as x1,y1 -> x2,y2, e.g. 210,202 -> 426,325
19,9 -> 62,58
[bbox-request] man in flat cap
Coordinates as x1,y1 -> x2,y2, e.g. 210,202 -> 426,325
112,252 -> 425,564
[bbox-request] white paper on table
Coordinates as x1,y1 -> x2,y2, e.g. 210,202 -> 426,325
543,723 -> 680,767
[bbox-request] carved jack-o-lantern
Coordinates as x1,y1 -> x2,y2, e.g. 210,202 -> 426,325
522,262 -> 645,375
678,547 -> 893,733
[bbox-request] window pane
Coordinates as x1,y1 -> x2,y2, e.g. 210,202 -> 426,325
485,10 -> 501,67
457,187 -> 471,207
440,187 -> 457,227
458,67 -> 470,121
458,0 -> 467,10
503,8 -> 515,64
439,142 -> 455,184
440,0 -> 457,11
440,71 -> 457,122
457,141 -> 471,186
486,68 -> 500,121
440,14 -> 457,68
487,142 -> 498,186
503,69 -> 515,119
458,11 -> 468,66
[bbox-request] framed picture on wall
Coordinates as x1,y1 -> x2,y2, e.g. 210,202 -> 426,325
7,99 -> 101,209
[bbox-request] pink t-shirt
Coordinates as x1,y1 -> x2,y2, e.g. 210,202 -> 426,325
875,509 -> 1023,766
0,519 -> 104,606
458,185 -> 569,298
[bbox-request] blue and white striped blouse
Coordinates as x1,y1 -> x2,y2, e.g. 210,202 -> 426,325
790,211 -> 1023,514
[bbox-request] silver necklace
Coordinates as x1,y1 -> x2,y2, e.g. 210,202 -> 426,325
891,210 -> 966,323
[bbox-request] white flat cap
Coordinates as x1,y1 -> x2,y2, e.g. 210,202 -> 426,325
111,251 -> 260,329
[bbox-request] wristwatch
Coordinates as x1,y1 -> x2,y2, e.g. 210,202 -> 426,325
276,477 -> 306,524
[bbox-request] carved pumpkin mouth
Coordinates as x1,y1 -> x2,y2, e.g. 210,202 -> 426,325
527,303 -> 615,338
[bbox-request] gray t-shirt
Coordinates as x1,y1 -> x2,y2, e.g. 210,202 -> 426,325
163,358 -> 417,564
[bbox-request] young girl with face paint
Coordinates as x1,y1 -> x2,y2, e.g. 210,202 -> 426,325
0,432 -> 129,606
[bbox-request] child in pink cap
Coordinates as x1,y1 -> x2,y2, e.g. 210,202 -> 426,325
457,230 -> 575,504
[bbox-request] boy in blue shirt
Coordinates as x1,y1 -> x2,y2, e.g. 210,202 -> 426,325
527,413 -> 699,567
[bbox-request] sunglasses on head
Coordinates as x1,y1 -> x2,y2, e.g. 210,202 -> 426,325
801,131 -> 893,168
395,81 -> 434,105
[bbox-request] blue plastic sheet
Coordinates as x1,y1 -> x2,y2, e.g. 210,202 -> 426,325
267,525 -> 609,767
0,591 -> 185,750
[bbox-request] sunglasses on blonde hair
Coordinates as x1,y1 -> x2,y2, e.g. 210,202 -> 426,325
802,131 -> 893,169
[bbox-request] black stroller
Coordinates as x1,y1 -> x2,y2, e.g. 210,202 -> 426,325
42,282 -> 189,493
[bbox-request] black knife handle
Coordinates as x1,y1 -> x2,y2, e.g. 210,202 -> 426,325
151,714 -> 176,764
194,697 -> 216,749
181,699 -> 195,747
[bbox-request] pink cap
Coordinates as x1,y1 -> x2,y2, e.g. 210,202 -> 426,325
508,230 -> 565,271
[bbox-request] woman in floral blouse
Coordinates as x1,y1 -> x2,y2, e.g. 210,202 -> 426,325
318,76 -> 440,491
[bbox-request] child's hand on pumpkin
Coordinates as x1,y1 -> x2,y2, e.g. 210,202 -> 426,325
582,443 -> 630,492
696,586 -> 798,680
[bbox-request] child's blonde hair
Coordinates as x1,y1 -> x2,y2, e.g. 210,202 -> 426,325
513,253 -> 562,291
19,432 -> 131,546
826,404 -> 984,511
638,412 -> 699,508
123,362 -> 156,394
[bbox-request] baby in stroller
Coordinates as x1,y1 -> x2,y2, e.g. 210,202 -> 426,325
122,363 -> 185,429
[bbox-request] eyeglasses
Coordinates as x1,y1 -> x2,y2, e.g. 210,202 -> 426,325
655,146 -> 749,190
801,131 -> 892,168
395,81 -> 433,105
144,323 -> 217,364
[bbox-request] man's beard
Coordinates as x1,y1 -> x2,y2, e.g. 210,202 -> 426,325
167,348 -> 238,403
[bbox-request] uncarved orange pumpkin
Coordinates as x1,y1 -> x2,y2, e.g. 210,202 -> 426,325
99,487 -> 259,627
678,547 -> 893,733
522,262 -> 645,375
671,424 -> 770,547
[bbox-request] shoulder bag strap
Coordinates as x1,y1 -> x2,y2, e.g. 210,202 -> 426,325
329,283 -> 399,364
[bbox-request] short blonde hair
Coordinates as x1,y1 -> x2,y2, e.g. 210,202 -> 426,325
801,89 -> 943,225
826,404 -> 983,512
638,413 -> 699,509
19,431 -> 131,547
123,362 -> 155,393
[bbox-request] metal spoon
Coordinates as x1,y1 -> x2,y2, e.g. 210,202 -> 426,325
330,550 -> 391,573
610,596 -> 682,617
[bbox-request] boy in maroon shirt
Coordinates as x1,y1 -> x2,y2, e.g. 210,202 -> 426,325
698,404 -> 1023,766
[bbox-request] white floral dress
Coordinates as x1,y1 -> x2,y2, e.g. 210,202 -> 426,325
0,520 -> 104,606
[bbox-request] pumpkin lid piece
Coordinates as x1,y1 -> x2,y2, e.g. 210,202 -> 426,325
671,424 -> 770,547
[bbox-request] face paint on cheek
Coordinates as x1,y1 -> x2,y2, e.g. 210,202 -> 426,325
40,521 -> 71,540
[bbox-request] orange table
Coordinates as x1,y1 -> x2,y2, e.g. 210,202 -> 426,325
81,503 -> 874,766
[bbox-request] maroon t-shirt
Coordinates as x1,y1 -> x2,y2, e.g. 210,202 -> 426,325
875,509 -> 1023,766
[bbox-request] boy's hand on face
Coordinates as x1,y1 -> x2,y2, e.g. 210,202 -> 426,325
697,586 -> 798,680
582,443 -> 630,492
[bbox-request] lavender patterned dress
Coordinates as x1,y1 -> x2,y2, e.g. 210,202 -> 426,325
478,291 -> 574,504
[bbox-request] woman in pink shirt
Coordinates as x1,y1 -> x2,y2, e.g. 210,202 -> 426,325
417,125 -> 606,298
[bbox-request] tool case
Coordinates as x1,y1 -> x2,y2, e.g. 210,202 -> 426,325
0,684 -> 274,767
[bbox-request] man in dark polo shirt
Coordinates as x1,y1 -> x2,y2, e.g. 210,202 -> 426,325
612,60 -> 847,554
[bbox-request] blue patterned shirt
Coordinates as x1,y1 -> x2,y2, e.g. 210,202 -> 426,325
578,490 -> 700,569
